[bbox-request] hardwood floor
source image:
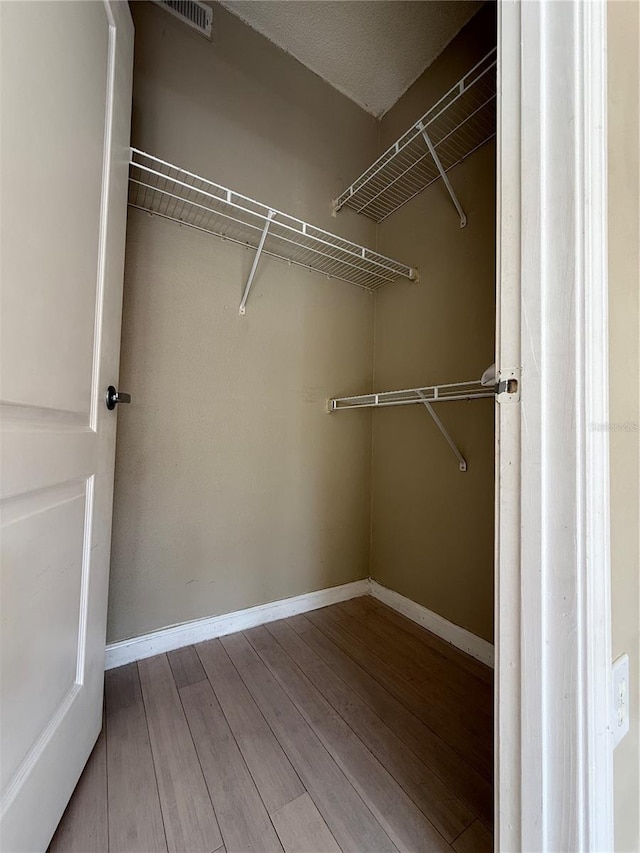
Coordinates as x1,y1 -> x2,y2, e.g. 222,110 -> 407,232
49,597 -> 493,853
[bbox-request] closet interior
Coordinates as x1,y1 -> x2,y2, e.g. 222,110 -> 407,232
54,1 -> 498,850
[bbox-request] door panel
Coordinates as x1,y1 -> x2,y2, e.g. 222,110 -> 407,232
0,3 -> 133,850
1,482 -> 87,791
1,2 -> 109,416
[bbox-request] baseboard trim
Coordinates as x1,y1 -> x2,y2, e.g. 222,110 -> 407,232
369,580 -> 494,668
105,577 -> 493,670
104,579 -> 370,669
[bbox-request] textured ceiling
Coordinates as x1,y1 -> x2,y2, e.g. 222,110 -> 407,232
218,1 -> 483,117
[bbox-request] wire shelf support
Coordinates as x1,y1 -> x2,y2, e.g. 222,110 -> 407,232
128,149 -> 418,314
418,123 -> 467,228
416,390 -> 468,471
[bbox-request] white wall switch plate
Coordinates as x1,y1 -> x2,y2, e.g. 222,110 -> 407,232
612,653 -> 630,747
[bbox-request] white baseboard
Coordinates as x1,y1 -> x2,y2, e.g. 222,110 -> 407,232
105,577 -> 493,670
369,580 -> 494,668
105,579 -> 370,670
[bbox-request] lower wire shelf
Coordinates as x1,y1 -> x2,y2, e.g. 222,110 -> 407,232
328,379 -> 494,412
329,378 -> 495,473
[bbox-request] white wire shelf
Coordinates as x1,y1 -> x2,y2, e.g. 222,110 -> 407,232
332,48 -> 497,224
128,149 -> 418,313
329,377 -> 495,472
329,379 -> 494,412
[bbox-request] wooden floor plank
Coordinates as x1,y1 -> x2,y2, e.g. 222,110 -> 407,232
301,611 -> 493,825
332,603 -> 493,747
195,639 -> 304,814
246,625 -> 451,853
452,819 -> 493,853
367,598 -> 494,686
313,607 -> 492,779
167,645 -> 207,689
348,595 -> 379,612
220,633 -> 399,853
104,664 -> 167,853
345,597 -> 493,701
138,655 -> 222,853
48,728 -> 108,853
271,793 -> 342,853
287,613 -> 315,634
327,605 -> 493,774
341,598 -> 493,714
179,679 -> 284,853
267,619 -> 474,843
54,599 -> 493,852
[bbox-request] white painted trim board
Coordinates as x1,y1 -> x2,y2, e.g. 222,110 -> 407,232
496,1 -> 613,848
369,580 -> 494,668
105,579 -> 369,669
105,576 -> 495,670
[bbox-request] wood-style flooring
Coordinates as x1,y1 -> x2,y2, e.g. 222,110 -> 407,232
50,596 -> 493,853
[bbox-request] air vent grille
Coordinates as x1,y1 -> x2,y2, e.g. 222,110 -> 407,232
152,0 -> 213,38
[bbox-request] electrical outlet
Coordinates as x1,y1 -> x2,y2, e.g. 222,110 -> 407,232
612,654 -> 630,747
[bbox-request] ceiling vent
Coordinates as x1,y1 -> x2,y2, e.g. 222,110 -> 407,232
152,1 -> 213,39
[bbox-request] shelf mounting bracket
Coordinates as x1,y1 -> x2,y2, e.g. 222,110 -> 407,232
418,122 -> 467,228
416,390 -> 467,472
239,209 -> 275,315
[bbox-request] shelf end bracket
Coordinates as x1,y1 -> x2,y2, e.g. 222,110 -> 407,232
239,210 -> 275,315
418,123 -> 467,228
416,390 -> 467,472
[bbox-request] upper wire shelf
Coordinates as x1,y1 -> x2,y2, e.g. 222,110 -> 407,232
128,150 -> 418,310
332,48 -> 497,223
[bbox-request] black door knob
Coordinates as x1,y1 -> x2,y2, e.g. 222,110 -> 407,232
106,385 -> 131,410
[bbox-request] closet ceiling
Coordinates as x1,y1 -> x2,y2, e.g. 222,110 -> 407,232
217,0 -> 483,117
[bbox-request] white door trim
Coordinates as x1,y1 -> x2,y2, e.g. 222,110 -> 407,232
496,1 -> 613,850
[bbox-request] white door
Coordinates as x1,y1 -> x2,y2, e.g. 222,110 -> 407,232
0,2 -> 133,850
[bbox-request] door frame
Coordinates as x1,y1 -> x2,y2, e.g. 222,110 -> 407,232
496,0 -> 613,849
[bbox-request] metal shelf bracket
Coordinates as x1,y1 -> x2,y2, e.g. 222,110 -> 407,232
416,390 -> 467,472
418,123 -> 467,228
239,210 -> 275,315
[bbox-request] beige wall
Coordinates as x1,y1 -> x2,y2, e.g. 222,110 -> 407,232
608,2 -> 640,850
109,2 -> 497,648
370,6 -> 496,643
107,2 -> 377,642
